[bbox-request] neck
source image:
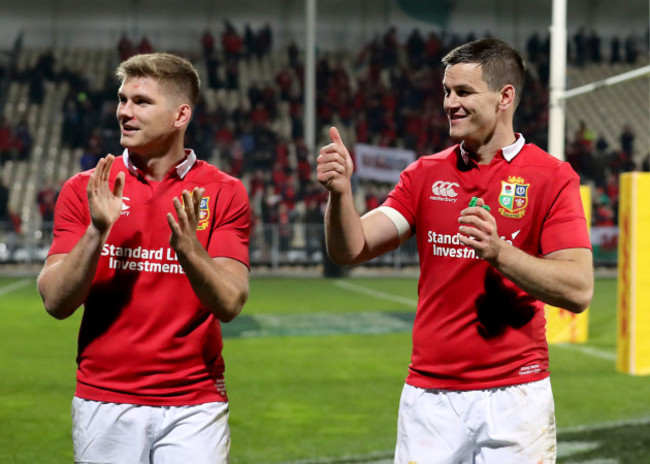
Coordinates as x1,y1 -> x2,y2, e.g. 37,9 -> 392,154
130,147 -> 187,181
463,127 -> 516,165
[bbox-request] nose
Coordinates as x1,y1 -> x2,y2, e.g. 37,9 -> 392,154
117,101 -> 132,119
444,92 -> 459,112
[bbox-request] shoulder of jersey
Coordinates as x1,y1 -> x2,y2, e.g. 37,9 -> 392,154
417,145 -> 458,164
190,160 -> 245,187
518,143 -> 567,169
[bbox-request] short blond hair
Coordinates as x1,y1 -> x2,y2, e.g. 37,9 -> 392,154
116,52 -> 200,107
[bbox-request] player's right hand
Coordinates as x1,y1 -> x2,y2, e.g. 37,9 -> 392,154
317,126 -> 354,195
87,154 -> 125,234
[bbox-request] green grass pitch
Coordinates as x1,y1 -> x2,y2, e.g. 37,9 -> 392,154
0,275 -> 648,463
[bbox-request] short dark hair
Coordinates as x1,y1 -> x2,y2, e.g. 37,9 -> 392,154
442,38 -> 526,106
116,52 -> 200,107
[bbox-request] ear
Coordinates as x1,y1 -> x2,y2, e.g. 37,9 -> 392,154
499,84 -> 516,111
173,103 -> 193,128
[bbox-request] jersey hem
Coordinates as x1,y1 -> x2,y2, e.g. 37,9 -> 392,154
405,371 -> 550,391
75,385 -> 228,406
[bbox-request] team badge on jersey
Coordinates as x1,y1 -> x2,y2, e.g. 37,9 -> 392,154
197,196 -> 210,231
498,177 -> 529,218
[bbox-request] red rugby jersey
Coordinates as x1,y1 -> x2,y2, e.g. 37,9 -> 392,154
49,150 -> 250,405
383,136 -> 590,390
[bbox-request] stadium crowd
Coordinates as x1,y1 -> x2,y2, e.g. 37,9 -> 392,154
1,23 -> 649,239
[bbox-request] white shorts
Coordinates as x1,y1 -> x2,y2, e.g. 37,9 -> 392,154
394,378 -> 556,464
71,397 -> 230,464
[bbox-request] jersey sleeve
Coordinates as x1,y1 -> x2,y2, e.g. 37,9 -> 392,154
48,175 -> 91,256
540,163 -> 591,254
381,160 -> 418,230
207,179 -> 251,267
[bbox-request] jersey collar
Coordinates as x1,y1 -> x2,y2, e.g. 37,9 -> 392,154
459,133 -> 526,164
121,149 -> 198,179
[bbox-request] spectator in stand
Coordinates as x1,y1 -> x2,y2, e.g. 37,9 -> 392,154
406,28 -> 426,69
79,142 -> 103,172
526,32 -> 542,64
277,202 -> 293,252
258,23 -> 273,57
425,31 -> 444,67
620,124 -> 635,158
610,36 -> 622,64
625,34 -> 638,63
201,29 -> 215,59
276,67 -> 294,101
206,51 -> 222,90
0,116 -> 16,164
14,118 -> 32,160
243,24 -> 255,58
605,172 -> 620,205
35,50 -> 56,81
0,180 -> 10,232
222,21 -> 243,62
28,68 -> 46,104
36,182 -> 58,225
61,97 -> 85,149
117,32 -> 134,61
640,153 -> 649,171
572,27 -> 587,66
287,41 -> 301,69
225,59 -> 240,90
137,36 -> 154,54
587,29 -> 602,63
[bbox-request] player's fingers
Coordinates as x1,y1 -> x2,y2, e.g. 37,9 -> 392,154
329,126 -> 343,145
166,212 -> 181,234
319,143 -> 344,159
192,188 -> 204,214
172,196 -> 187,223
181,190 -> 196,220
100,155 -> 114,183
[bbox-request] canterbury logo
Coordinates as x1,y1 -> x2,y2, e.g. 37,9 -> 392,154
431,181 -> 459,198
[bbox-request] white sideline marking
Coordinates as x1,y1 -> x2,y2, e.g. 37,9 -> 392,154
0,278 -> 33,296
554,343 -> 617,361
334,280 -> 417,307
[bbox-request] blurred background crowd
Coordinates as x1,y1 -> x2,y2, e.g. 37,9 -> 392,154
0,17 -> 648,267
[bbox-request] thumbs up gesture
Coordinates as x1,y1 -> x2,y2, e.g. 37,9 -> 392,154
316,126 -> 354,195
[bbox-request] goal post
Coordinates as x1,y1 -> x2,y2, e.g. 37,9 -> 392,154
616,172 -> 650,375
545,185 -> 591,344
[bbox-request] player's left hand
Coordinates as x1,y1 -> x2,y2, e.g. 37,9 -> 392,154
457,197 -> 502,261
167,187 -> 205,255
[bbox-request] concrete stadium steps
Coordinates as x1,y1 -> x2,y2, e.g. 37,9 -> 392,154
6,48 -> 115,236
565,60 -> 650,163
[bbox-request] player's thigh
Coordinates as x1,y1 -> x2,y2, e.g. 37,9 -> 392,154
152,401 -> 230,464
71,397 -> 151,464
394,384 -> 473,464
477,378 -> 556,464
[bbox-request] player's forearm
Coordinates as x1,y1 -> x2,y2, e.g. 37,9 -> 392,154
176,247 -> 249,322
324,190 -> 367,265
487,242 -> 594,313
37,225 -> 107,319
